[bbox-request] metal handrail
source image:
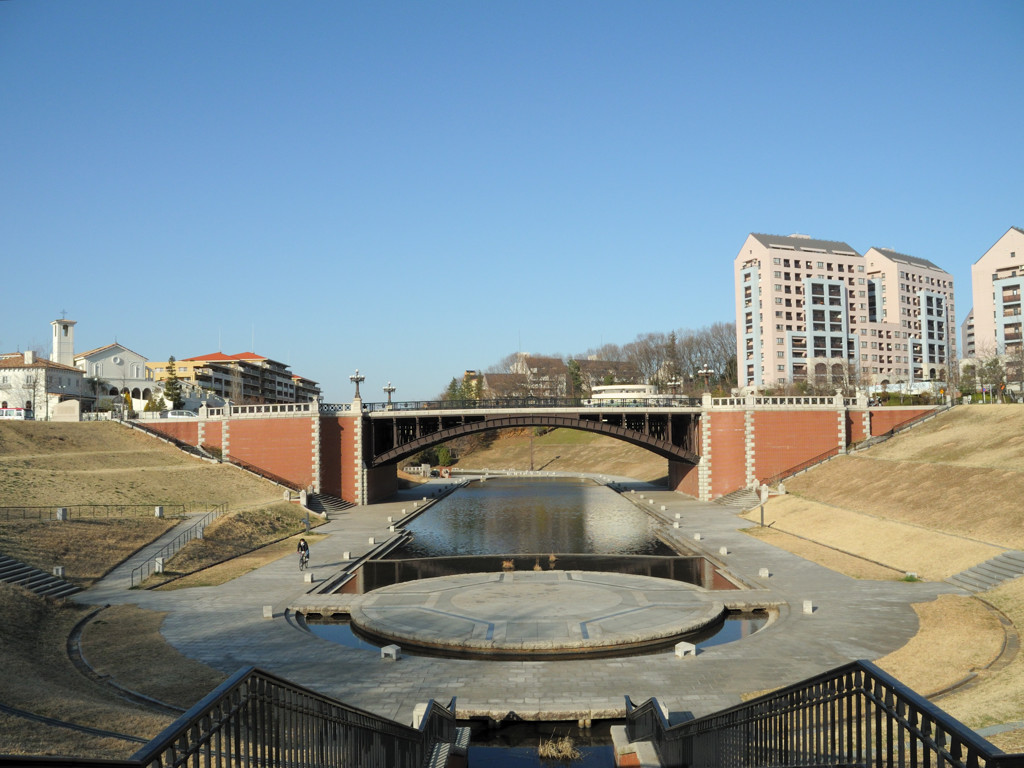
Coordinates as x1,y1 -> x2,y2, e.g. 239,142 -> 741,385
625,659 -> 1024,768
129,504 -> 229,588
761,446 -> 840,486
223,453 -> 305,492
0,667 -> 456,768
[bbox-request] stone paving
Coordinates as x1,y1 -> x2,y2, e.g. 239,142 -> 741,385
74,477 -> 961,726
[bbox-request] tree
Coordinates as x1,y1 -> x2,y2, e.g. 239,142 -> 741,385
567,359 -> 584,398
163,356 -> 184,409
144,392 -> 168,412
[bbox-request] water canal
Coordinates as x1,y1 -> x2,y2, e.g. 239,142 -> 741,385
303,475 -> 767,767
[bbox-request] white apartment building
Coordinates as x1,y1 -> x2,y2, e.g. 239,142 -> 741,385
967,226 -> 1024,361
735,233 -> 955,391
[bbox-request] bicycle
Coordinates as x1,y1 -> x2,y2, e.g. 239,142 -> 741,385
299,551 -> 309,571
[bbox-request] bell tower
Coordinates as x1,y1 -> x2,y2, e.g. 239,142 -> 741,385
51,315 -> 77,367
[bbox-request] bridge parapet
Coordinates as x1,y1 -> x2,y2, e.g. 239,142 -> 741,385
205,402 -> 315,419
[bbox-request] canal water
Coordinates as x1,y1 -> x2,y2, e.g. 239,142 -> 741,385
393,476 -> 676,557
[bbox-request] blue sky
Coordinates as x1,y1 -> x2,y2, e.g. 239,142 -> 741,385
2,2 -> 1022,401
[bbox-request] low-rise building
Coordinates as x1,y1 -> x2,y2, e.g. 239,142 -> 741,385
0,350 -> 85,419
147,352 -> 320,404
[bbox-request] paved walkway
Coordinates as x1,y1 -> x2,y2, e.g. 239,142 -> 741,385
74,477 -> 960,725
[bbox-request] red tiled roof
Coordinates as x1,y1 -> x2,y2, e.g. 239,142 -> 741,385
0,353 -> 82,373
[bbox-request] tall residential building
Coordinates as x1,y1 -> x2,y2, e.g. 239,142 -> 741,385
735,233 -> 955,391
735,233 -> 864,389
967,226 -> 1024,361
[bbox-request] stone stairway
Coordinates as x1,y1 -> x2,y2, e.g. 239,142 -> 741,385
714,488 -> 762,510
304,493 -> 354,517
0,554 -> 82,598
946,551 -> 1024,593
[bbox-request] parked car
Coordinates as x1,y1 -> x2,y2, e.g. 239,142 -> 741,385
164,410 -> 198,418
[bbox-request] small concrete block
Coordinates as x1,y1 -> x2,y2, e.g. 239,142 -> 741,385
674,641 -> 697,657
803,600 -> 814,614
381,644 -> 401,660
413,502 -> 419,508
387,515 -> 393,523
694,533 -> 702,541
154,506 -> 164,518
154,557 -> 165,574
673,521 -> 680,528
759,567 -> 770,578
368,537 -> 375,545
56,507 -> 69,521
648,499 -> 654,505
263,605 -> 274,619
719,546 -> 729,555
303,572 -> 314,583
389,525 -> 396,532
661,505 -> 667,511
401,508 -> 407,515
342,551 -> 351,560
675,512 -> 681,519
53,566 -> 65,578
639,494 -> 645,499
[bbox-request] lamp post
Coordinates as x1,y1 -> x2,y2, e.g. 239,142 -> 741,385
698,364 -> 713,393
383,381 -> 396,406
667,378 -> 681,396
349,369 -> 365,399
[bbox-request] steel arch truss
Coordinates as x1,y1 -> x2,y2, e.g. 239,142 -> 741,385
367,411 -> 700,467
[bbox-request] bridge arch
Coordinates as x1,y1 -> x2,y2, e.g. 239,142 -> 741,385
368,413 -> 700,468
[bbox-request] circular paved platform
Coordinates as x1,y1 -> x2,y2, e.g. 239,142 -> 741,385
347,570 -> 726,658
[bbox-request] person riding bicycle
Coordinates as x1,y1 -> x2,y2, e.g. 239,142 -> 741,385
297,538 -> 310,567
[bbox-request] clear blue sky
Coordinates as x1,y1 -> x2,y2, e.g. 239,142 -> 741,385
2,2 -> 1022,401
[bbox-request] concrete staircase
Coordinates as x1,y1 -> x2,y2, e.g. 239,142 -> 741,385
946,551 -> 1024,593
0,554 -> 82,598
304,493 -> 354,517
714,488 -> 762,510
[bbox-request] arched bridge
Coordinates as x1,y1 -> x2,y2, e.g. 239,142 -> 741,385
365,397 -> 703,467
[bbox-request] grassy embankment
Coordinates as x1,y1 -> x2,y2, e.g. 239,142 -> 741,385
0,421 -> 315,756
744,405 -> 1024,751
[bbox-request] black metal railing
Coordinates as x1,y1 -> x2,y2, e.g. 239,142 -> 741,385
761,446 -> 841,487
625,660 -> 1024,768
223,453 -> 305,492
0,667 -> 457,768
359,396 -> 704,413
130,504 -> 230,587
0,504 -> 196,522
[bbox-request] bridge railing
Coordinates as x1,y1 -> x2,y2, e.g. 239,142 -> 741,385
625,660 -> 1024,768
357,396 -> 704,412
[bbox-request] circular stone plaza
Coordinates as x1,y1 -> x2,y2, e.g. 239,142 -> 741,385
77,478 -> 957,724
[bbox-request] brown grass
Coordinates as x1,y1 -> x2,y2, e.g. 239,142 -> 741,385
0,583 -> 181,757
456,428 -> 668,482
81,604 -> 226,708
0,421 -> 286,508
741,496 -> 1002,581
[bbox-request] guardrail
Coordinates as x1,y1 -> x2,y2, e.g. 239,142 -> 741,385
130,503 -> 230,587
625,659 -> 1024,768
0,504 -> 196,522
0,667 -> 457,768
223,453 -> 305,492
358,396 -> 704,412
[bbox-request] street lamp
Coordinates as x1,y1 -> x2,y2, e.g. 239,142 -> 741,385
383,381 -> 396,405
667,378 -> 681,396
349,369 -> 365,399
698,364 -> 713,393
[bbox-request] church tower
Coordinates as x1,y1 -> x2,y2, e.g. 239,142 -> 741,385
51,317 -> 77,367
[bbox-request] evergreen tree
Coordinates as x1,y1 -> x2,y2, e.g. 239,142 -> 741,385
164,356 -> 184,409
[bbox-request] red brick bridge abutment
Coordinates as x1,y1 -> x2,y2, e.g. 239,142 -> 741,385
138,394 -> 939,505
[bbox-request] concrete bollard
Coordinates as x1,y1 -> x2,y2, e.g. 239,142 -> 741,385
803,600 -> 814,614
368,537 -> 375,545
694,533 -> 702,541
639,494 -> 645,499
661,505 -> 667,511
675,512 -> 681,519
387,515 -> 393,523
719,546 -> 729,555
303,572 -> 314,583
759,567 -> 770,578
673,521 -> 680,528
381,644 -> 401,660
343,551 -> 351,560
154,506 -> 164,518
674,641 -> 697,657
263,605 -> 274,619
648,499 -> 654,505
389,525 -> 396,532
56,508 -> 69,521
53,566 -> 65,578
154,557 -> 165,574
402,508 -> 407,515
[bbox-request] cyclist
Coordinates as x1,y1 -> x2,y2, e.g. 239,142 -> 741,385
297,538 -> 310,570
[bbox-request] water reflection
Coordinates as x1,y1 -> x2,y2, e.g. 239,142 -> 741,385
396,477 -> 674,557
